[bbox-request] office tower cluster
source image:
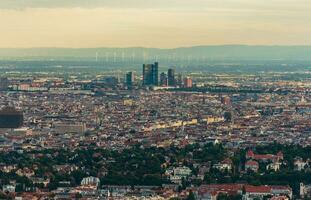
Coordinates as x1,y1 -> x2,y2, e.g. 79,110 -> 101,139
142,62 -> 192,88
160,68 -> 176,87
125,62 -> 193,88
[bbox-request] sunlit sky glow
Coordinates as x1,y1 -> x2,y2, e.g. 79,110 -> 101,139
0,0 -> 311,48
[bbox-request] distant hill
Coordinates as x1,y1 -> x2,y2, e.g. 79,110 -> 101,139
0,45 -> 311,60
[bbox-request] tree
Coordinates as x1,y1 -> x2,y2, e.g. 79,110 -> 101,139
217,193 -> 242,200
75,193 -> 82,199
186,190 -> 196,200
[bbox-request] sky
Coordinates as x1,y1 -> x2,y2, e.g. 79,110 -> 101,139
0,0 -> 311,48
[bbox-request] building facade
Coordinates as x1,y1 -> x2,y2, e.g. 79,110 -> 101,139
167,68 -> 175,86
126,71 -> 135,88
143,62 -> 159,86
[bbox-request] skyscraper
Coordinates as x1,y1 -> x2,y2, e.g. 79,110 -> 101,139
153,62 -> 159,86
0,77 -> 9,91
126,72 -> 134,88
183,77 -> 193,88
143,62 -> 158,86
177,73 -> 183,87
143,64 -> 152,85
160,72 -> 168,86
167,68 -> 175,86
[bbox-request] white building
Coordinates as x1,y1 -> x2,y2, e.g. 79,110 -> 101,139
2,185 -> 15,193
294,158 -> 309,171
166,166 -> 192,185
300,183 -> 311,198
81,176 -> 100,187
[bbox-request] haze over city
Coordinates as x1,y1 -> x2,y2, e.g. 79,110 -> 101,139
1,1 -> 311,200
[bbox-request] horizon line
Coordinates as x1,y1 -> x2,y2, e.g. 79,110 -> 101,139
2,44 -> 311,50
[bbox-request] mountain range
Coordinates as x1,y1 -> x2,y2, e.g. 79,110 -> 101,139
0,45 -> 311,60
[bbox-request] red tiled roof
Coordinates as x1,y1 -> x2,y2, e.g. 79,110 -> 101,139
271,185 -> 290,190
245,160 -> 259,166
254,154 -> 275,160
221,158 -> 233,165
245,185 -> 271,193
270,195 -> 288,200
246,150 -> 254,157
246,149 -> 283,161
198,184 -> 243,195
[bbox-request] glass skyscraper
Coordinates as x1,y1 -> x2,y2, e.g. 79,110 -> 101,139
143,62 -> 158,86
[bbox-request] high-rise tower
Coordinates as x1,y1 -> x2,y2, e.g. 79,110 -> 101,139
167,68 -> 175,86
143,62 -> 159,86
126,72 -> 134,88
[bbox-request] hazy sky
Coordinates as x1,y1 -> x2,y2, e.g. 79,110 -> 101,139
1,0 -> 311,48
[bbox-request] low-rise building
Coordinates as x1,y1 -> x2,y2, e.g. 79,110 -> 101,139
245,160 -> 259,173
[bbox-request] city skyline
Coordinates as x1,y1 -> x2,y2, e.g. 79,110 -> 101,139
1,1 -> 311,199
0,0 -> 311,48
